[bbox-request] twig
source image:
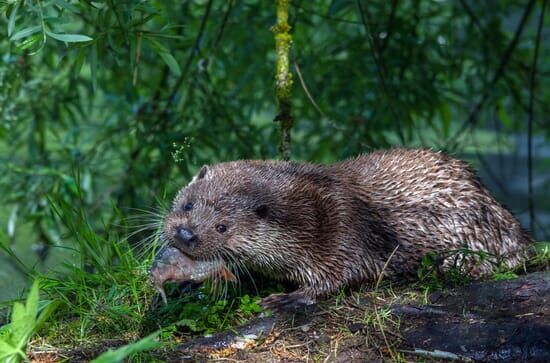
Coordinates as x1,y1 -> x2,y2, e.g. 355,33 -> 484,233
446,0 -> 537,148
374,304 -> 396,362
293,61 -> 346,133
527,0 -> 546,237
132,32 -> 142,86
375,244 -> 399,291
213,0 -> 234,48
379,0 -> 398,55
293,62 -> 324,118
400,348 -> 474,362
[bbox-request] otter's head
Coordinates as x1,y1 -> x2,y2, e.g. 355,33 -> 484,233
163,164 -> 271,261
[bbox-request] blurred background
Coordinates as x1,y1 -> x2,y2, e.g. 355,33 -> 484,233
0,0 -> 548,303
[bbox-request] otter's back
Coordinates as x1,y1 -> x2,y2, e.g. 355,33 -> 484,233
337,148 -> 531,274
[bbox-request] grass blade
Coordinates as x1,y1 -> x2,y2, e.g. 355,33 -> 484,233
7,1 -> 20,37
91,332 -> 161,363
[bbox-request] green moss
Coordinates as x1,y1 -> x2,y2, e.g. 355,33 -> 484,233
272,0 -> 294,160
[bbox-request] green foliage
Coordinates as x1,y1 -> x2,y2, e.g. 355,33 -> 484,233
177,298 -> 231,333
36,197 -> 157,338
0,0 -> 548,358
0,281 -> 58,363
148,290 -> 262,335
417,242 -> 550,294
416,248 -> 490,294
238,294 -> 263,316
0,189 -> 263,358
1,1 -> 548,260
91,332 -> 161,363
528,241 -> 550,267
492,271 -> 519,281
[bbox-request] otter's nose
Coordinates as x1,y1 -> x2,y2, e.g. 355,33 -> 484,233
175,226 -> 197,247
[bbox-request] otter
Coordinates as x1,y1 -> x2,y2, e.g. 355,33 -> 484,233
162,148 -> 532,309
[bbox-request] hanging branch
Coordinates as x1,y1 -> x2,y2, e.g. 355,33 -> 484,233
273,0 -> 293,161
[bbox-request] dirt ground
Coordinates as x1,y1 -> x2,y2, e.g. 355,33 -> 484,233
29,272 -> 549,362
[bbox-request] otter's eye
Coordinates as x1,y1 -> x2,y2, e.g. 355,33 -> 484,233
183,202 -> 194,211
216,224 -> 227,233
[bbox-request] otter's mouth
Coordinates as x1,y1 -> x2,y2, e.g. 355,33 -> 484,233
150,246 -> 235,304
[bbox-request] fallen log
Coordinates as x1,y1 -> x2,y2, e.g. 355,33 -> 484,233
392,272 -> 550,362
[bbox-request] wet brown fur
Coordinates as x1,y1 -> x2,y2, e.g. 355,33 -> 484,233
163,149 -> 532,302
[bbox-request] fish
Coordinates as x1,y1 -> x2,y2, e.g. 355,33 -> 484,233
150,246 -> 236,303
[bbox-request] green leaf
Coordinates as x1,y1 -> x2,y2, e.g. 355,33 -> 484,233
497,103 -> 513,129
7,1 -> 20,37
7,280 -> 42,355
35,300 -> 60,331
533,241 -> 550,255
10,25 -> 41,41
147,38 -> 182,77
493,271 -> 518,281
16,34 -> 40,50
0,338 -> 25,363
45,30 -> 93,43
73,47 -> 86,77
10,302 -> 30,344
89,43 -> 98,91
7,205 -> 18,239
0,339 -> 16,355
146,37 -> 168,52
91,332 -> 161,363
439,103 -> 451,138
52,0 -> 79,13
62,174 -> 78,195
24,280 -> 40,322
157,52 -> 182,77
140,31 -> 185,40
176,318 -> 198,331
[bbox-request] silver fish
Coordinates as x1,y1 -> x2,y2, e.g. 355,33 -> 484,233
150,246 -> 235,303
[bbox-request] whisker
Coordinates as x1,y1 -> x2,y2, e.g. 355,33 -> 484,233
130,228 -> 165,259
122,227 -> 162,243
121,206 -> 168,216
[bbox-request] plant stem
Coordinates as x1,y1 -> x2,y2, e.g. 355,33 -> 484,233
527,0 -> 546,237
273,0 -> 293,161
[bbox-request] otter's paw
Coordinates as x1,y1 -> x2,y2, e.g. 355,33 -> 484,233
260,292 -> 316,314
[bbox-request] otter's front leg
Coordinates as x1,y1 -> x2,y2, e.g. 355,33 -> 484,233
260,286 -> 321,313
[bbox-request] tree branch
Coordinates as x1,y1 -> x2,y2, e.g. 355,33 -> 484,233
446,0 -> 537,148
213,0 -> 234,48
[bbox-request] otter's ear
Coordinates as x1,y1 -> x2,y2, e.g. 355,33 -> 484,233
197,165 -> 209,180
255,204 -> 269,219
